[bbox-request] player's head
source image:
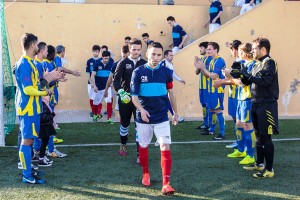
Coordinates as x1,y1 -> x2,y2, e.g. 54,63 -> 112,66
92,45 -> 100,58
128,38 -> 142,59
199,41 -> 209,56
124,36 -> 131,45
167,16 -> 176,27
47,45 -> 56,61
121,45 -> 130,59
21,33 -> 38,55
101,51 -> 111,64
207,42 -> 220,57
252,36 -> 270,59
37,42 -> 48,59
142,33 -> 150,43
56,45 -> 65,57
147,42 -> 163,68
227,40 -> 242,58
164,50 -> 173,62
238,43 -> 253,60
101,45 -> 108,52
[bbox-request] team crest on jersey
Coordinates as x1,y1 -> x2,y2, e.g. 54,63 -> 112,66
90,63 -> 94,66
141,76 -> 148,82
126,64 -> 132,69
98,66 -> 102,70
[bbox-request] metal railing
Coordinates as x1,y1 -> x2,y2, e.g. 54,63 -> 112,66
4,0 -> 237,6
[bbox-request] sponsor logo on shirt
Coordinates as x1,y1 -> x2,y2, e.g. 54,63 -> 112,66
141,76 -> 148,82
126,64 -> 132,69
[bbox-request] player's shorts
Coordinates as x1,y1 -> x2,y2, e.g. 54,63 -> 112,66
208,92 -> 224,110
252,102 -> 279,136
199,89 -> 208,106
87,84 -> 94,100
236,99 -> 252,123
19,115 -> 40,139
136,121 -> 171,148
228,97 -> 238,118
172,46 -> 181,55
92,87 -> 112,105
209,23 -> 220,33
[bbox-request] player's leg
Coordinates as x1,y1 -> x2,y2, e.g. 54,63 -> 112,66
88,84 -> 94,117
137,122 -> 153,186
104,87 -> 114,124
214,93 -> 225,140
226,97 -> 238,148
92,90 -> 103,122
154,121 -> 175,195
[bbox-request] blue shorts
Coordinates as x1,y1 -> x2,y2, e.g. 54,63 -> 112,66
208,92 -> 224,110
236,100 -> 252,123
199,89 -> 208,106
228,97 -> 238,117
19,115 -> 40,139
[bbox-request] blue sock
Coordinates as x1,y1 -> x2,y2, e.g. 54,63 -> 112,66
209,112 -> 217,133
233,118 -> 238,143
48,136 -> 55,152
19,145 -> 32,178
217,112 -> 225,136
202,106 -> 209,127
245,129 -> 255,157
33,137 -> 41,151
236,128 -> 245,152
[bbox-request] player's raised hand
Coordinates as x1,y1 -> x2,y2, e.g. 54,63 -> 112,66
172,114 -> 178,126
140,109 -> 150,123
44,68 -> 64,83
213,78 -> 223,88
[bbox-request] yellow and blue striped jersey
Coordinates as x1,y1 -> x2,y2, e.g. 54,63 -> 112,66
237,60 -> 257,101
199,56 -> 212,90
15,56 -> 42,116
208,56 -> 226,94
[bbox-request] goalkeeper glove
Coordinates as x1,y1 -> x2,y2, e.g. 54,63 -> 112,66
118,89 -> 131,104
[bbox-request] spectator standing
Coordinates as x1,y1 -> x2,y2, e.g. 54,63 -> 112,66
167,16 -> 188,54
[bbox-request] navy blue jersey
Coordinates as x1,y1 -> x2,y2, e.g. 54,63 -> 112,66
86,58 -> 101,84
172,24 -> 187,47
209,1 -> 223,25
93,61 -> 113,90
131,62 -> 173,124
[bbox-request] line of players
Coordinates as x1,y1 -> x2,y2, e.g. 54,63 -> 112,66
194,38 -> 277,178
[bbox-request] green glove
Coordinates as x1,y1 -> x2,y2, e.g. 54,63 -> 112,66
118,89 -> 131,104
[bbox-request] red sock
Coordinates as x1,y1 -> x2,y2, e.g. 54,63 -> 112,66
139,146 -> 149,174
96,103 -> 102,115
107,103 -> 113,119
92,103 -> 97,115
89,99 -> 94,111
161,150 -> 172,186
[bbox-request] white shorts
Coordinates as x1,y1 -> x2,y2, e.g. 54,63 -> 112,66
92,87 -> 112,105
87,84 -> 94,100
240,3 -> 255,15
172,46 -> 181,55
209,23 -> 221,33
136,121 -> 171,148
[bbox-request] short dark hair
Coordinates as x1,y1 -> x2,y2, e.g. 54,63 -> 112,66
164,50 -> 172,56
47,45 -> 56,61
148,42 -> 163,51
253,36 -> 271,54
128,38 -> 142,47
124,36 -> 131,41
199,41 -> 209,49
167,16 -> 175,21
142,33 -> 149,38
239,43 -> 253,58
102,51 -> 111,57
229,40 -> 242,50
121,45 -> 129,54
38,42 -> 47,53
92,45 -> 100,51
208,42 -> 220,53
21,33 -> 38,50
101,45 -> 108,51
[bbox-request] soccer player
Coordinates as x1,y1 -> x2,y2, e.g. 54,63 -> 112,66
86,45 -> 101,116
240,37 -> 278,178
195,42 -> 212,134
124,36 -> 131,45
194,42 -> 226,140
219,43 -> 257,164
100,45 -> 115,63
142,33 -> 154,47
113,39 -> 147,156
15,33 -> 55,184
204,0 -> 223,33
163,50 -> 185,122
131,42 -> 178,195
167,16 -> 188,54
90,51 -> 114,124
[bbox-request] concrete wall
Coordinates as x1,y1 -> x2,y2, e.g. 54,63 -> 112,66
4,0 -> 300,119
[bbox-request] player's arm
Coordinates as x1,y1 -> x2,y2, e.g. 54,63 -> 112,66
90,72 -> 98,92
172,72 -> 185,84
179,33 -> 188,49
196,68 -> 201,75
212,11 -> 223,23
194,56 -> 218,79
59,66 -> 81,77
113,61 -> 124,92
104,73 -> 113,97
167,83 -> 178,126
